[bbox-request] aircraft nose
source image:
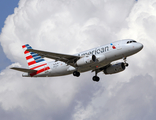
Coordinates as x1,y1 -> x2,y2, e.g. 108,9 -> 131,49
135,43 -> 143,51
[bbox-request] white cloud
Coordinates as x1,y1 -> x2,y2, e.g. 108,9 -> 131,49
117,0 -> 156,78
0,45 -> 11,71
0,0 -> 156,119
101,74 -> 156,120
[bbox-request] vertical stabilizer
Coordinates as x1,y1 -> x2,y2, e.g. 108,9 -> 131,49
22,44 -> 50,76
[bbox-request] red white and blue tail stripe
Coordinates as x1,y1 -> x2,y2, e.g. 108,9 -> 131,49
22,44 -> 50,76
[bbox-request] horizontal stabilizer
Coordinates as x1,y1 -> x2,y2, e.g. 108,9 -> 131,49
11,67 -> 37,73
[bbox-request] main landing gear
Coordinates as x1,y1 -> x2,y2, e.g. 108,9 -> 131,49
92,71 -> 100,82
73,71 -> 80,77
123,57 -> 129,67
73,71 -> 100,82
92,76 -> 100,82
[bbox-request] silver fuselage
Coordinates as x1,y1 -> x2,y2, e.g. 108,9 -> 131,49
23,39 -> 143,77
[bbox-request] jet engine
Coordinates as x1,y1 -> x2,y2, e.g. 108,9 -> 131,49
103,62 -> 125,74
96,54 -> 106,62
76,55 -> 96,66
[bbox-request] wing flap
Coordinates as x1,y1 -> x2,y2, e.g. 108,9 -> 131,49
11,67 -> 37,73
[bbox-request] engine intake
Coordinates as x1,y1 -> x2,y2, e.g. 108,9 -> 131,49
103,62 -> 125,74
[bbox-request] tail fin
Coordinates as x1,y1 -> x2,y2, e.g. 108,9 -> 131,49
22,44 -> 50,71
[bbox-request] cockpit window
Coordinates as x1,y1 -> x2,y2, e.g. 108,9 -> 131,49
127,40 -> 137,44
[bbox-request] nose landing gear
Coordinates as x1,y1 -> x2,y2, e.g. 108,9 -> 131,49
123,57 -> 129,67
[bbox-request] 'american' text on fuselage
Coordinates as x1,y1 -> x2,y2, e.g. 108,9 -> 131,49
78,46 -> 109,57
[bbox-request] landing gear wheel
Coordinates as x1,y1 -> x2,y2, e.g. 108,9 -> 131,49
92,76 -> 100,82
123,57 -> 129,67
73,71 -> 80,77
125,63 -> 129,67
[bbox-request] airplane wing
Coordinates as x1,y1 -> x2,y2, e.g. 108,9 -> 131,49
27,49 -> 80,65
11,67 -> 37,73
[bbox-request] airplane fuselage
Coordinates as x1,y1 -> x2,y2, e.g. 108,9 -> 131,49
22,39 -> 143,78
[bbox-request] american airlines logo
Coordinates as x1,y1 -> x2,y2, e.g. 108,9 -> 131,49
78,46 -> 109,56
110,43 -> 116,49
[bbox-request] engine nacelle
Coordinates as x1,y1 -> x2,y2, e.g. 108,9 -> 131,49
76,55 -> 96,66
96,54 -> 106,62
103,62 -> 125,75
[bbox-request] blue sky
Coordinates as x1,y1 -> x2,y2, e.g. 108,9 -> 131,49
0,0 -> 19,71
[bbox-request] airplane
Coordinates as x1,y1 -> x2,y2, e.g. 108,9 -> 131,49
11,39 -> 143,82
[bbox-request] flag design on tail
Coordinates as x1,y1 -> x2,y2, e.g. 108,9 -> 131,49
22,44 -> 50,76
